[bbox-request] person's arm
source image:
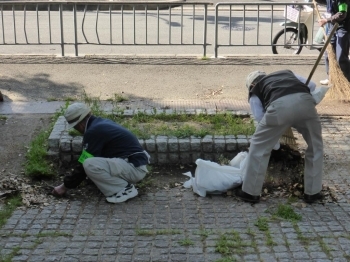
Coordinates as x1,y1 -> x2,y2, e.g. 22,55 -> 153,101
294,73 -> 329,104
319,1 -> 348,26
249,95 -> 264,123
294,73 -> 316,92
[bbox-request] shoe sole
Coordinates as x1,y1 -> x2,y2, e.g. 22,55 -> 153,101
106,189 -> 138,203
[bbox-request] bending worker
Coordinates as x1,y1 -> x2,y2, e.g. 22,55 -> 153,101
235,70 -> 324,204
52,103 -> 150,203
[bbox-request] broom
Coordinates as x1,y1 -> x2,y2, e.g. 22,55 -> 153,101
312,0 -> 350,101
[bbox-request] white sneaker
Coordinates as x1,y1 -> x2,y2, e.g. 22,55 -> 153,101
320,79 -> 329,85
106,184 -> 138,203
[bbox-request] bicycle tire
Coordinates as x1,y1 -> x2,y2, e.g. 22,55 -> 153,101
272,27 -> 304,55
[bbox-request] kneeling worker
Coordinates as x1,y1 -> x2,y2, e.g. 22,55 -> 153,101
235,70 -> 324,204
52,103 -> 150,203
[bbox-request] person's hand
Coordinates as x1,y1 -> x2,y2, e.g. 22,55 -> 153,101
318,18 -> 327,27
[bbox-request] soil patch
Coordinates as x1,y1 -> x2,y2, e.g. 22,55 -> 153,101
0,115 -> 335,209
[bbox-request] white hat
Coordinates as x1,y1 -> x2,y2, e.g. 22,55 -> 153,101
246,70 -> 266,89
64,103 -> 91,129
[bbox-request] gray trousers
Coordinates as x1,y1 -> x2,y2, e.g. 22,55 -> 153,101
242,93 -> 323,196
83,157 -> 148,197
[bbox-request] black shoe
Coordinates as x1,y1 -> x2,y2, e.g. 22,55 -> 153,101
303,192 -> 323,204
235,189 -> 260,203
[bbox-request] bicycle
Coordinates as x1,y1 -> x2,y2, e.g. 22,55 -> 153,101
272,4 -> 321,54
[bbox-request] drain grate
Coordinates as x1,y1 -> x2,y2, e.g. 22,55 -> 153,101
221,25 -> 255,31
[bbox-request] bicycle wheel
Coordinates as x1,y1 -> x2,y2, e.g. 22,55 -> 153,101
272,28 -> 304,55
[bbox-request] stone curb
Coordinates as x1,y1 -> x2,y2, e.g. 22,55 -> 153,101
48,109 -> 253,165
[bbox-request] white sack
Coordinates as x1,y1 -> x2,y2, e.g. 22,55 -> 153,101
183,152 -> 248,197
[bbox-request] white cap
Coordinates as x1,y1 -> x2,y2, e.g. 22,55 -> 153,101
64,103 -> 91,129
246,70 -> 266,90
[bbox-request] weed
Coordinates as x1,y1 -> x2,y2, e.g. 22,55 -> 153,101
265,232 -> 276,246
135,228 -> 181,236
64,97 -> 76,102
246,227 -> 255,237
23,103 -> 70,179
286,196 -> 299,204
274,204 -> 302,222
113,93 -> 128,102
318,238 -> 331,257
218,154 -> 230,165
24,129 -> 54,178
0,195 -> 22,228
0,115 -> 7,120
0,246 -> 21,262
215,230 -> 251,256
108,112 -> 254,139
197,228 -> 211,239
214,257 -> 237,262
68,129 -> 81,136
293,223 -> 310,245
136,174 -> 154,189
36,232 -> 72,238
254,217 -> 276,246
255,217 -> 269,232
201,56 -> 209,60
47,97 -> 58,102
53,99 -> 254,140
178,238 -> 194,246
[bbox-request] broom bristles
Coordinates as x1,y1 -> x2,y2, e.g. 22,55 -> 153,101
280,127 -> 297,149
324,40 -> 350,102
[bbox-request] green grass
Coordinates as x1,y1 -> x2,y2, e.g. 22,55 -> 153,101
0,246 -> 21,262
254,217 -> 276,246
254,217 -> 269,231
75,93 -> 255,139
178,238 -> 194,246
0,195 -> 22,228
24,129 -> 54,178
0,115 -> 7,120
135,228 -> 181,236
215,230 -> 252,256
91,112 -> 255,140
273,204 -> 302,222
293,223 -> 310,245
215,257 -> 237,262
196,228 -> 211,239
136,166 -> 154,189
36,232 -> 72,238
68,129 -> 81,136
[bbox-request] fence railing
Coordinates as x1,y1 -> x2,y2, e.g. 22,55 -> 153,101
214,2 -> 321,57
0,1 -> 324,57
0,1 -> 211,56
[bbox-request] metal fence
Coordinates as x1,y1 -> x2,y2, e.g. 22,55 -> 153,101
214,2 -> 321,57
0,1 -> 211,56
0,1 -> 323,57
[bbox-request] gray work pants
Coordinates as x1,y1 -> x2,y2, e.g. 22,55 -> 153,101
242,93 -> 323,196
83,157 -> 148,197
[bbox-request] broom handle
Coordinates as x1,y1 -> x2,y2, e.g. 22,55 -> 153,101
306,23 -> 338,85
313,0 -> 327,37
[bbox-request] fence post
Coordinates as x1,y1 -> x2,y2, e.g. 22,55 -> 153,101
203,4 -> 208,57
59,4 -> 65,56
73,3 -> 78,56
214,3 -> 218,58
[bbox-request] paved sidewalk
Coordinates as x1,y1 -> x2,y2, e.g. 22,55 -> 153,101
1,56 -> 350,262
1,100 -> 350,262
